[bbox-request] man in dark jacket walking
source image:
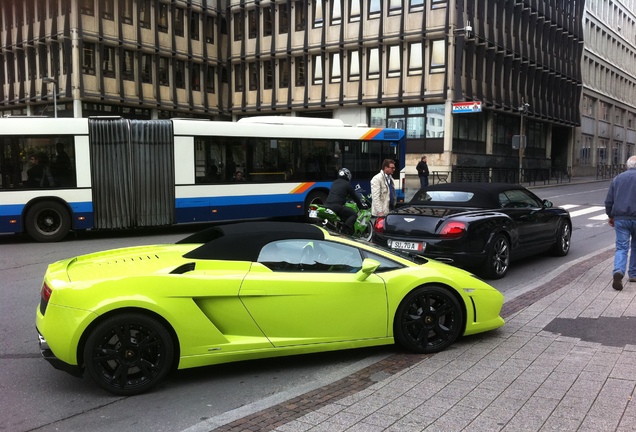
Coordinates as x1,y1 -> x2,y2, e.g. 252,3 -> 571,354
605,155 -> 636,290
324,168 -> 365,234
416,155 -> 429,188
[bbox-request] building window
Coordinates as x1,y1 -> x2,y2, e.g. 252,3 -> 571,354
348,50 -> 360,81
313,0 -> 324,28
349,0 -> 360,22
249,63 -> 258,90
331,0 -> 342,25
295,2 -> 306,31
141,54 -> 152,83
431,0 -> 447,8
206,66 -> 215,92
330,52 -> 341,83
368,0 -> 381,19
295,56 -> 306,86
235,64 -> 244,92
367,48 -> 380,80
234,12 -> 244,41
139,0 -> 151,29
206,16 -> 214,43
38,44 -> 48,78
263,6 -> 273,36
101,0 -> 114,19
159,57 -> 169,86
430,39 -> 445,73
264,60 -> 273,89
190,12 -> 200,40
191,63 -> 201,91
83,43 -> 95,75
175,8 -> 184,36
80,0 -> 94,16
408,42 -> 423,75
279,58 -> 289,87
122,50 -> 134,80
409,0 -> 424,11
175,60 -> 185,89
279,5 -> 289,33
158,4 -> 168,32
313,55 -> 323,85
120,0 -> 132,24
49,0 -> 59,18
387,45 -> 401,78
388,0 -> 401,15
248,9 -> 257,38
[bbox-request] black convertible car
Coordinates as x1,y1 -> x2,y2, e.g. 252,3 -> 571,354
372,182 -> 571,279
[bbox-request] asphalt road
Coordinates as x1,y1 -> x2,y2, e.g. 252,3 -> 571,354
0,180 -> 614,432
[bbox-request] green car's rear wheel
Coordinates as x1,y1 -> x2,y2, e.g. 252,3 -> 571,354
394,286 -> 463,354
83,313 -> 174,396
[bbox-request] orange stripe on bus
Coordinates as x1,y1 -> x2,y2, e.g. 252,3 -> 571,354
291,182 -> 316,194
361,128 -> 382,140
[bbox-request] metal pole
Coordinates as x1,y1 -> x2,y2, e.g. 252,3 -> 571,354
519,110 -> 524,183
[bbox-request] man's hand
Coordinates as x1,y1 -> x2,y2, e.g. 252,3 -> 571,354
608,217 -> 615,227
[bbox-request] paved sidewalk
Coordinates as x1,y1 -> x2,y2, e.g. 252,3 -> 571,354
197,246 -> 636,432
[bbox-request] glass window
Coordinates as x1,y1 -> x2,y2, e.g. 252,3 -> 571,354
174,8 -> 184,36
83,43 -> 95,75
80,0 -> 94,16
279,58 -> 289,87
248,63 -> 258,90
313,0 -> 324,28
120,0 -> 132,24
101,0 -> 114,19
257,240 -> 363,273
264,60 -> 273,89
408,42 -> 422,75
206,66 -> 215,92
295,56 -> 306,86
191,63 -> 201,91
330,52 -> 341,83
279,5 -> 289,33
331,0 -> 342,25
313,54 -> 323,85
369,0 -> 381,18
263,6 -> 273,36
387,45 -> 401,78
175,60 -> 185,88
427,105 -> 445,138
158,4 -> 168,32
139,0 -> 151,28
295,2 -> 306,31
430,39 -> 445,72
234,12 -> 243,41
190,12 -> 200,40
389,0 -> 401,14
248,9 -> 257,38
349,0 -> 361,22
235,64 -> 244,91
499,190 -> 541,208
206,16 -> 215,43
367,48 -> 380,80
348,50 -> 360,81
122,50 -> 134,80
158,57 -> 169,86
141,54 -> 152,83
409,0 -> 424,11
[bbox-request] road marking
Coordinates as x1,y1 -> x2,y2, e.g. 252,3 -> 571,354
560,204 -> 580,210
568,206 -> 605,218
589,214 -> 609,220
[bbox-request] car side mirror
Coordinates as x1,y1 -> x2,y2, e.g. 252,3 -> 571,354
542,199 -> 553,208
355,258 -> 381,281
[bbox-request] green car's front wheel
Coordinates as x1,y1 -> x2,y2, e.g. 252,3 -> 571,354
83,313 -> 174,396
394,286 -> 463,354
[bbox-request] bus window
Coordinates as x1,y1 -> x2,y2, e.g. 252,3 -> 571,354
0,136 -> 76,189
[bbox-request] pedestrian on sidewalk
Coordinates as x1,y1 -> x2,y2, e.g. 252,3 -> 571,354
371,159 -> 396,218
416,155 -> 429,189
605,155 -> 636,290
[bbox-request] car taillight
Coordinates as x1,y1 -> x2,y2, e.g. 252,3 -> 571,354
440,221 -> 466,238
374,217 -> 385,233
40,282 -> 52,315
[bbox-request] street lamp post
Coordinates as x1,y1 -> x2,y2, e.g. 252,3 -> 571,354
42,77 -> 57,118
518,102 -> 529,183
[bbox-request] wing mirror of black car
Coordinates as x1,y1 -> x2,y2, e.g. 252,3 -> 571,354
543,199 -> 553,208
355,258 -> 381,281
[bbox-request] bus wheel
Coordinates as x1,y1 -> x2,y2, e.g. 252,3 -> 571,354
25,201 -> 71,242
304,191 -> 327,222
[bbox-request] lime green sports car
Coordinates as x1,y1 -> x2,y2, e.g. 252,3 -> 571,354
36,222 -> 504,395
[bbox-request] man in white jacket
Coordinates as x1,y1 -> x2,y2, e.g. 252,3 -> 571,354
370,159 -> 396,217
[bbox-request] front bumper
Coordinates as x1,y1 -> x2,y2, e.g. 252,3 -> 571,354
37,328 -> 83,377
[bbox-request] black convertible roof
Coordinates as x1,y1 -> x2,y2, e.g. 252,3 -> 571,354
410,182 -> 531,208
178,221 -> 325,261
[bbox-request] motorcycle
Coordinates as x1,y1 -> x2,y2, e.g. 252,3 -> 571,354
308,187 -> 373,241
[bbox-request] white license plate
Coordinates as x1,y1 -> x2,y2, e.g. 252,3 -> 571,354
389,240 -> 424,252
309,210 -> 318,218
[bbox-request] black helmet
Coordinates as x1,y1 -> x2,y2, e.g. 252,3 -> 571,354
338,168 -> 352,181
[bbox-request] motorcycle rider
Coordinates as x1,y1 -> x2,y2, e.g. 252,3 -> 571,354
324,168 -> 366,234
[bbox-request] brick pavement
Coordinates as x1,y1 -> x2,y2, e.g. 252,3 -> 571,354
195,246 -> 636,432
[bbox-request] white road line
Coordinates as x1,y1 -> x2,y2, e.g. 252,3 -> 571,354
589,214 -> 609,220
560,204 -> 580,210
568,206 -> 605,217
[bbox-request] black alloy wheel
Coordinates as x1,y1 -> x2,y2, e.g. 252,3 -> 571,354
25,201 -> 71,242
551,220 -> 571,257
83,313 -> 174,396
394,285 -> 463,354
481,233 -> 510,279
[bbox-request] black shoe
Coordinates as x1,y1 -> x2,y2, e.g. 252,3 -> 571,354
613,272 -> 624,290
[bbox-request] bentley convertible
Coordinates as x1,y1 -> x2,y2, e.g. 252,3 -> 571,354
36,222 -> 504,395
373,183 -> 572,279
